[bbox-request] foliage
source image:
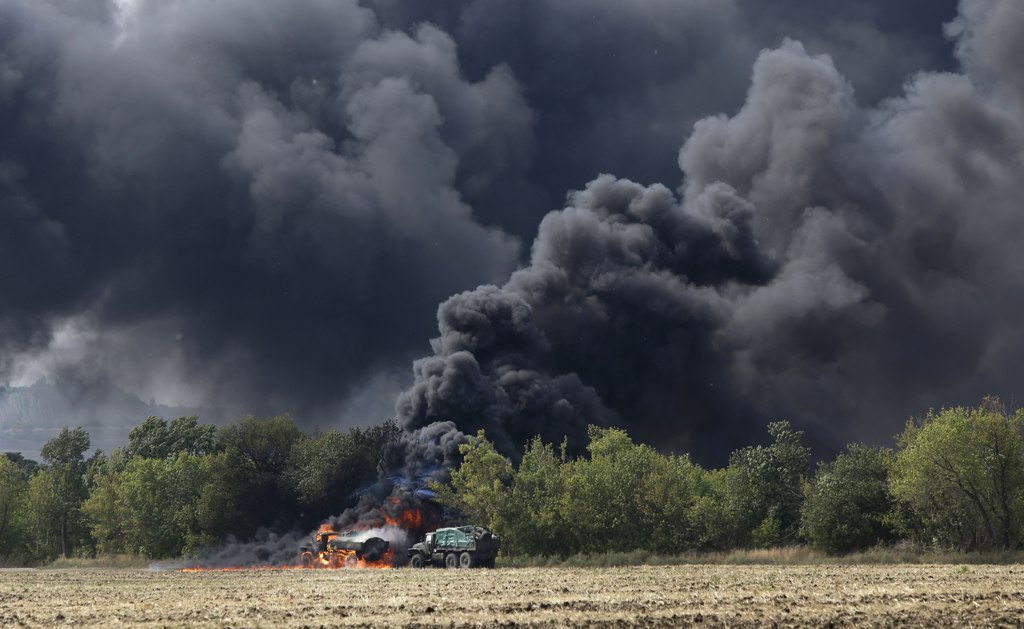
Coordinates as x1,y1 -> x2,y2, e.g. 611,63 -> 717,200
23,469 -> 65,562
704,421 -> 811,548
216,415 -> 305,536
435,426 -> 714,556
8,395 -> 1024,565
801,444 -> 897,554
218,414 -> 303,476
127,416 -> 219,459
285,420 -> 400,523
431,430 -> 513,530
890,399 -> 1024,551
2,453 -> 39,479
85,451 -> 257,558
34,427 -> 92,559
503,437 -> 570,556
563,427 -> 705,554
0,456 -> 28,561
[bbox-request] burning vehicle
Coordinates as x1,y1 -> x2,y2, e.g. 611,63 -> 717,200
407,525 -> 500,568
299,525 -> 391,569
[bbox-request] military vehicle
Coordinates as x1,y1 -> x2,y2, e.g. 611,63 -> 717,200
406,525 -> 500,568
299,529 -> 390,568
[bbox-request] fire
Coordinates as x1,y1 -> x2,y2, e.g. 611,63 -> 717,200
384,505 -> 424,530
180,502 -> 431,572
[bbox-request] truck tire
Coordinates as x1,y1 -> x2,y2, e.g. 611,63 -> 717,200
345,554 -> 358,569
409,554 -> 424,569
444,553 -> 458,569
459,552 -> 474,568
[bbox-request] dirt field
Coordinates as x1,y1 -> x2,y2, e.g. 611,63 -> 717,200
2,564 -> 1023,627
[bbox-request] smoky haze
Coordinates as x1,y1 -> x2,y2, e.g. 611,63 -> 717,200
6,0 -> 1020,466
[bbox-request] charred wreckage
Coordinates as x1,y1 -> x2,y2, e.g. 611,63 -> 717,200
299,526 -> 391,569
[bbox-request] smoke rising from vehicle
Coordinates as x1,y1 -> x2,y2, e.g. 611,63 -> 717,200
6,0 -> 1019,471
397,0 -> 1024,463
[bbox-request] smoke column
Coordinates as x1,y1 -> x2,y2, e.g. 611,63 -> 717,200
4,0 -> 1018,470
396,0 -> 1024,464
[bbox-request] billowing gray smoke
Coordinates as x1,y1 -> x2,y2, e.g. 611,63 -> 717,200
3,0 -> 1014,467
0,0 -> 528,435
397,0 -> 1024,463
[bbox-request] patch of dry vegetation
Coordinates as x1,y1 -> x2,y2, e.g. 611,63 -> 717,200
45,555 -> 152,570
2,564 -> 1024,627
501,545 -> 1024,568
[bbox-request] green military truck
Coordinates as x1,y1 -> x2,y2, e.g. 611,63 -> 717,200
407,526 -> 500,568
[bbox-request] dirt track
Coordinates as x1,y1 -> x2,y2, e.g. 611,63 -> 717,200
1,564 -> 1023,627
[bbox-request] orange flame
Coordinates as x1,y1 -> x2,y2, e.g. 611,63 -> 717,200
180,503 -> 429,572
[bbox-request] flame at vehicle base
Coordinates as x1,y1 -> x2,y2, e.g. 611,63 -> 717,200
178,502 -> 434,572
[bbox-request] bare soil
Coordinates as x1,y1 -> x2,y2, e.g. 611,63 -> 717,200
2,564 -> 1022,627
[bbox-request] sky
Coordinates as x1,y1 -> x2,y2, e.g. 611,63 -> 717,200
4,0 -> 1023,465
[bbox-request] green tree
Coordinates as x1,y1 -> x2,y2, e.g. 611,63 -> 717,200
503,437 -> 570,556
217,415 -> 304,535
722,421 -> 810,547
189,453 -> 244,545
23,469 -> 63,561
639,453 -> 707,553
38,427 -> 91,557
435,426 -> 716,557
0,456 -> 28,560
127,416 -> 218,459
285,421 -> 400,524
2,453 -> 39,479
218,415 -> 302,477
801,444 -> 897,554
562,427 -> 635,553
84,453 -> 218,558
891,399 -> 1024,550
431,430 -> 513,530
82,451 -> 130,555
689,467 -> 743,550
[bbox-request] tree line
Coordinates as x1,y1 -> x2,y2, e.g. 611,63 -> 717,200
435,397 -> 1024,557
0,415 -> 399,564
2,397 -> 1023,564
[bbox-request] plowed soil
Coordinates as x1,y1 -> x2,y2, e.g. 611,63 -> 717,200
2,564 -> 1023,627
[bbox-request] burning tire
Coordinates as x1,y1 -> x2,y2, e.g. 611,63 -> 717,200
459,552 -> 474,568
444,553 -> 458,569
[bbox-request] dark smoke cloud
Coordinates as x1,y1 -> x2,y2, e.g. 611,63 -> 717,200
399,0 -> 1024,464
363,0 -> 960,236
0,0 -> 990,466
0,0 -> 527,435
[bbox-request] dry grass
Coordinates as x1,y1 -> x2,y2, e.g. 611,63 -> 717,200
45,554 -> 152,570
501,545 -> 1024,568
2,563 -> 1024,627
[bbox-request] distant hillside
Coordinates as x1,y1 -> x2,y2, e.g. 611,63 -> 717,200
0,381 -> 221,460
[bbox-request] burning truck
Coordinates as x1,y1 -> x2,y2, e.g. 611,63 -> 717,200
299,525 -> 392,569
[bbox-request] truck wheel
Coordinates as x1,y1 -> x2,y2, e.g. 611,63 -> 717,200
409,554 -> 424,569
345,554 -> 358,569
459,552 -> 474,568
444,553 -> 458,569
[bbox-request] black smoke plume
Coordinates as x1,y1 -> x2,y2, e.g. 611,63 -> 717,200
2,0 -> 1007,472
397,0 -> 1024,464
